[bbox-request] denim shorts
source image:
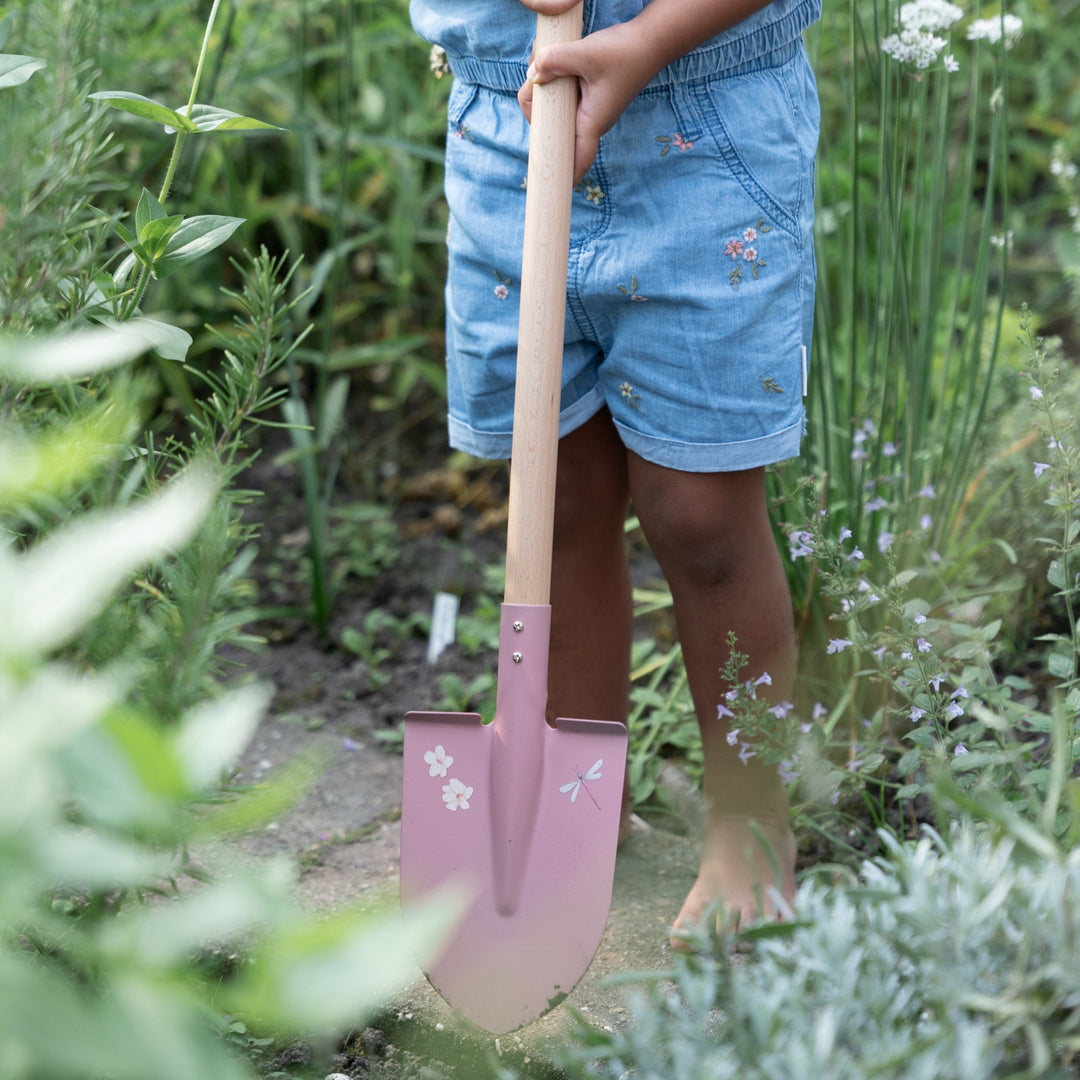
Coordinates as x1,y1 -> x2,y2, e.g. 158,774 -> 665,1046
442,39 -> 819,472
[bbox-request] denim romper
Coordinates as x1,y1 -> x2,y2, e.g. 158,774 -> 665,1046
412,0 -> 822,472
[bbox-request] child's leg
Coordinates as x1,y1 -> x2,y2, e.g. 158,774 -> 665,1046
545,410 -> 635,833
627,455 -> 797,939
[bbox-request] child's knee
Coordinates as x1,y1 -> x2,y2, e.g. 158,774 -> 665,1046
632,470 -> 771,589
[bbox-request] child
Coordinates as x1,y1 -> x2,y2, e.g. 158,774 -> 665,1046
410,0 -> 821,942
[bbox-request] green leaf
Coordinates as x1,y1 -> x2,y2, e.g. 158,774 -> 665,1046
947,640 -> 986,660
0,324 -> 162,381
0,52 -> 45,88
224,889 -> 466,1031
0,468 -> 217,657
170,103 -> 282,134
1048,559 -> 1066,591
174,683 -> 271,789
153,215 -> 245,277
138,214 -> 185,262
0,11 -> 12,50
1048,651 -> 1075,681
124,317 -> 191,362
897,747 -> 922,776
135,187 -> 169,234
88,90 -> 196,131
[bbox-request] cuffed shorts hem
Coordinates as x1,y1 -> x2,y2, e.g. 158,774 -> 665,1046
614,416 -> 806,473
447,383 -> 607,460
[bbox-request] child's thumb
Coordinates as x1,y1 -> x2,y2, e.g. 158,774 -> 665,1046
527,41 -> 584,84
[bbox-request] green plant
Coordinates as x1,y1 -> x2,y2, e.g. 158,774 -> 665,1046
0,327 -> 461,1080
437,670 -> 496,720
560,821 -> 1080,1080
778,0 -> 1018,646
340,607 -> 425,691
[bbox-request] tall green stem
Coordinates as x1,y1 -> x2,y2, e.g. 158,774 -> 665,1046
120,0 -> 224,322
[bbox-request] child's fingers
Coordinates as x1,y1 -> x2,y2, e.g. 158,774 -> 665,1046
516,0 -> 582,14
573,131 -> 600,187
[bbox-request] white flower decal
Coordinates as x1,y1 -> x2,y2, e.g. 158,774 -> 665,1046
442,778 -> 473,811
424,745 -> 453,778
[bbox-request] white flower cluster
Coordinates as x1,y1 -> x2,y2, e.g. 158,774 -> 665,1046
882,27 -> 953,68
966,13 -> 1024,47
883,2 -> 1024,70
899,0 -> 963,31
882,1 -> 962,70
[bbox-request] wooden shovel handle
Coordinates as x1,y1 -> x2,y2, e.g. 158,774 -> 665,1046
504,5 -> 584,607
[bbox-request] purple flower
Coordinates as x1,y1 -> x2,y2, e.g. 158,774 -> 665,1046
839,526 -> 853,542
770,701 -> 794,719
1034,462 -> 1051,477
877,531 -> 895,553
726,728 -> 740,746
778,760 -> 799,785
846,547 -> 865,562
929,672 -> 945,691
910,706 -> 925,722
882,442 -> 898,458
873,646 -> 887,661
828,638 -> 854,654
865,496 -> 889,512
812,702 -> 827,720
917,637 -> 933,653
951,686 -> 968,700
738,742 -> 757,764
918,484 -> 937,498
717,702 -> 735,720
913,613 -> 927,624
788,530 -> 815,559
1030,386 -> 1044,400
953,742 -> 969,756
944,701 -> 964,721
755,672 -> 773,687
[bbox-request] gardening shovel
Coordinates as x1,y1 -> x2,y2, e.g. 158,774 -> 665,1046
401,4 -> 628,1035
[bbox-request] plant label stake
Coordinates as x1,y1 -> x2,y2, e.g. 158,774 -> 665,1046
400,4 -> 628,1034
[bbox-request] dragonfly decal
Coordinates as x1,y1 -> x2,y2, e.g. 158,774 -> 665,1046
560,759 -> 603,809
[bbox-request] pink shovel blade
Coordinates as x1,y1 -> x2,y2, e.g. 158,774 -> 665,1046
401,604 -> 627,1033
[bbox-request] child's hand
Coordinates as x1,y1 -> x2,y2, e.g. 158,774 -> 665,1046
516,0 -> 583,12
518,21 -> 653,187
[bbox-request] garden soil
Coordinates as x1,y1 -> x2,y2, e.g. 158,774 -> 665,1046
213,441 -> 708,1078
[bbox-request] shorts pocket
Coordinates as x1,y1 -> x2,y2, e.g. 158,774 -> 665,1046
445,79 -> 480,140
681,56 -> 814,244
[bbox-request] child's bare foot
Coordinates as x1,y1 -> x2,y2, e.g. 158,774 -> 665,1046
670,815 -> 796,949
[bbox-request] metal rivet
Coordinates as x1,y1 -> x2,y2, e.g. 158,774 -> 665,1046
512,621 -> 524,632
512,652 -> 523,663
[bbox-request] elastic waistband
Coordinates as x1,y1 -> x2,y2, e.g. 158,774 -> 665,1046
445,4 -> 815,93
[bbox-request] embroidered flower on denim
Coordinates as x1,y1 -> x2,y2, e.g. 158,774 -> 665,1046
619,382 -> 642,409
617,276 -> 647,301
573,177 -> 605,205
453,120 -> 473,141
655,132 -> 694,157
492,270 -> 511,300
725,218 -> 770,291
